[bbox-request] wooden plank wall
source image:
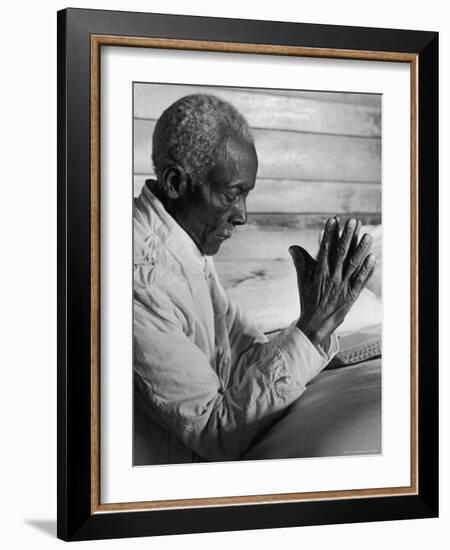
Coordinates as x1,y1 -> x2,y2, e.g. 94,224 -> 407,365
133,83 -> 381,332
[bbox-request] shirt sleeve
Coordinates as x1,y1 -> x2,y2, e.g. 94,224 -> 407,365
225,297 -> 339,389
134,271 -> 339,463
212,257 -> 339,389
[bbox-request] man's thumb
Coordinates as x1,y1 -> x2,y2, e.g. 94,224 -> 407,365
288,245 -> 308,274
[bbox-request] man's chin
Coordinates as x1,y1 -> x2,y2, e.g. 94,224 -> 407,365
203,237 -> 228,256
204,243 -> 221,256
200,230 -> 235,255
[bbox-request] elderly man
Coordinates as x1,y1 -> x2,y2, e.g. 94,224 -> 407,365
133,94 -> 375,465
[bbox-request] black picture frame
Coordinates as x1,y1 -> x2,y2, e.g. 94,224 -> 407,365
57,7 -> 438,541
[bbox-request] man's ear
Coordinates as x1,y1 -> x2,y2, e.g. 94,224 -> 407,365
161,165 -> 191,200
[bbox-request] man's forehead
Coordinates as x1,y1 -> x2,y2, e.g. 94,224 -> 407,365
215,134 -> 257,167
205,135 -> 257,191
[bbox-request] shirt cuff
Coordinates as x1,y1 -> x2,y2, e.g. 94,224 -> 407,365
314,332 -> 340,362
277,324 -> 340,387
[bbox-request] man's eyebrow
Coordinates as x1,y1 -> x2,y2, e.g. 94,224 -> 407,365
228,180 -> 255,190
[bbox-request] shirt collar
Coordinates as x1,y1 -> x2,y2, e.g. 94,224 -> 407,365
135,180 -> 207,273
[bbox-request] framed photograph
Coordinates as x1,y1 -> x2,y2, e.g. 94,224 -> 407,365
57,8 -> 438,541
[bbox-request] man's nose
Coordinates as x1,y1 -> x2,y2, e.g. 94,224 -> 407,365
230,196 -> 247,225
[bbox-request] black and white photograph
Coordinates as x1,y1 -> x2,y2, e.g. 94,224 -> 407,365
132,83 -> 383,466
0,0 -> 443,545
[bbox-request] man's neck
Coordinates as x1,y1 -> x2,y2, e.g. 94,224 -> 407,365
145,178 -> 164,203
144,178 -> 205,256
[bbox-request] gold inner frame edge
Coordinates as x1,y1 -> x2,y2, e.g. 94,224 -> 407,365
89,34 -> 419,514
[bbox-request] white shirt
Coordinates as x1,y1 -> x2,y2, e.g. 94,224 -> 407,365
133,182 -> 339,464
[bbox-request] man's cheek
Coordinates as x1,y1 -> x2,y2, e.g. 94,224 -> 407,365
206,206 -> 227,226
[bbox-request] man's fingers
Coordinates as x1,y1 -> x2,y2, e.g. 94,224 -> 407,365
344,232 -> 373,280
346,219 -> 361,262
343,219 -> 361,274
329,216 -> 340,269
334,218 -> 357,271
316,217 -> 336,271
350,253 -> 376,295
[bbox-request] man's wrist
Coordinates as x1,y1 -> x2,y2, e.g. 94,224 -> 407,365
295,319 -> 319,346
295,320 -> 331,350
320,334 -> 331,352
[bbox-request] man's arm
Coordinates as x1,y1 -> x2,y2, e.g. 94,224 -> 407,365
206,259 -> 339,386
134,287 -> 334,463
223,291 -> 339,384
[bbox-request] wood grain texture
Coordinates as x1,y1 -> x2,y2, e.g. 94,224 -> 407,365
245,212 -> 381,230
134,175 -> 381,213
214,221 -> 381,262
245,89 -> 382,106
134,119 -> 381,182
214,260 -> 382,333
215,226 -> 323,262
217,258 -> 298,332
134,83 -> 381,136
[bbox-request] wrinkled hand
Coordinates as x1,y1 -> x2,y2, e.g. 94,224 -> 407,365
289,217 -> 376,348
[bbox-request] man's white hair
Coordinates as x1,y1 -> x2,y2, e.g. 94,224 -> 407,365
152,93 -> 254,186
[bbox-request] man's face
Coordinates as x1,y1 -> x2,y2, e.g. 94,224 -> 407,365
179,135 -> 258,256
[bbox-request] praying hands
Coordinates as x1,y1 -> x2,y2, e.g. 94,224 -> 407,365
290,217 -> 376,348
